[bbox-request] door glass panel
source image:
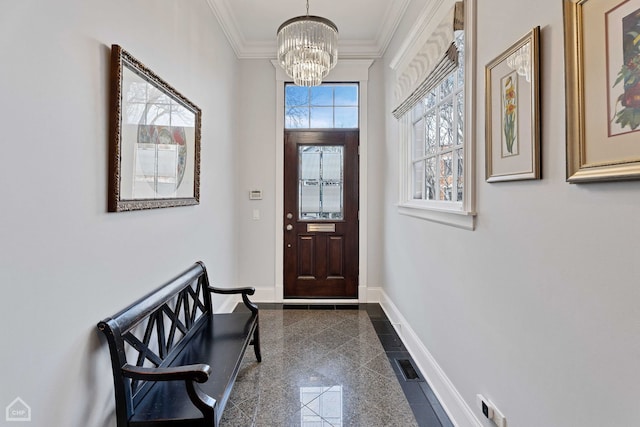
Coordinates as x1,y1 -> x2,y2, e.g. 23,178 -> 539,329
298,145 -> 344,220
322,183 -> 342,213
300,181 -> 321,213
323,151 -> 342,180
301,151 -> 320,180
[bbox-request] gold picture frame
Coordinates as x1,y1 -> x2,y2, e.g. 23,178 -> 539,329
108,45 -> 201,211
564,0 -> 640,182
485,27 -> 541,182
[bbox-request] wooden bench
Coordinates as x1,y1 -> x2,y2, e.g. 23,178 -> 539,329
98,261 -> 261,427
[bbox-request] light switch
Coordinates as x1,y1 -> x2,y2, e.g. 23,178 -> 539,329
252,209 -> 260,220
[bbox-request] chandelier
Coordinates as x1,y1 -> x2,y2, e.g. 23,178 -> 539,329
277,0 -> 338,86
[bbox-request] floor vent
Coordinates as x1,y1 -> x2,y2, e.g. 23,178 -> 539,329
396,358 -> 420,381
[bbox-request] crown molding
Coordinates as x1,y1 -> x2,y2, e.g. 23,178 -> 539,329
205,0 -> 246,57
390,0 -> 451,70
207,0 -> 410,59
376,0 -> 411,57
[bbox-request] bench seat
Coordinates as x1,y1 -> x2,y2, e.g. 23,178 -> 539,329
130,313 -> 257,425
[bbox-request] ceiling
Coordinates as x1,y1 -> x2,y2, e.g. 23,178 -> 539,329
206,0 -> 411,59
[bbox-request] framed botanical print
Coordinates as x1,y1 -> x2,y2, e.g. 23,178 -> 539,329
565,0 -> 640,182
485,27 -> 541,182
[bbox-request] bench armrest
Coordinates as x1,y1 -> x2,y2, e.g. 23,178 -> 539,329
121,363 -> 211,383
208,286 -> 258,314
122,363 -> 216,420
208,286 -> 255,296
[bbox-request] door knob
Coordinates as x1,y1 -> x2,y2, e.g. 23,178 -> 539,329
286,224 -> 293,231
286,213 -> 293,219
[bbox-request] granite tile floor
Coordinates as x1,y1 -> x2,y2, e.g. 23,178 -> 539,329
219,305 -> 449,427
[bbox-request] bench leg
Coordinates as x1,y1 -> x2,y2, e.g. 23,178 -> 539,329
185,380 -> 216,424
253,321 -> 262,363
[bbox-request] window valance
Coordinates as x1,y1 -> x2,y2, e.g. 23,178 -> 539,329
392,2 -> 464,119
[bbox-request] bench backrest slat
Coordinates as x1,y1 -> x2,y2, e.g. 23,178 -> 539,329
98,261 -> 214,425
107,263 -> 207,332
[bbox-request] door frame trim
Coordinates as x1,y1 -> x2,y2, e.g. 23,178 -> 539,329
272,59 -> 373,303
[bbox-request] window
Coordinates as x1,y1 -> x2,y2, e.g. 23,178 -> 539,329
393,1 -> 475,230
285,83 -> 358,129
410,31 -> 464,205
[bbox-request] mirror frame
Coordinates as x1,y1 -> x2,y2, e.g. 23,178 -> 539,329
108,44 -> 201,212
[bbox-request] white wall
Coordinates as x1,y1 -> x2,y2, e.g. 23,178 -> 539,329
381,0 -> 640,426
365,59 -> 388,290
0,1 -> 239,425
235,60 -> 277,291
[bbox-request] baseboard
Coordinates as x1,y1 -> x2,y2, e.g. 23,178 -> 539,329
216,293 -> 240,313
248,285 -> 381,304
378,290 -> 482,427
366,286 -> 383,303
252,287 -> 277,302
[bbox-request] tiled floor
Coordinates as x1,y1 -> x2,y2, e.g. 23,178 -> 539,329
221,304 -> 452,427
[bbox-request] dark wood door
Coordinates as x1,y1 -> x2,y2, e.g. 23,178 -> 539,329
284,130 -> 359,298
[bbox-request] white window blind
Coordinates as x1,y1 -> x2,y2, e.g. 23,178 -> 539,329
392,2 -> 464,119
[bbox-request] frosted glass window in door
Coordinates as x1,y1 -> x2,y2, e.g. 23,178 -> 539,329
298,146 -> 344,220
322,183 -> 342,213
300,181 -> 321,214
301,151 -> 320,180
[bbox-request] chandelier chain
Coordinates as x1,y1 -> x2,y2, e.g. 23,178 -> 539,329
306,0 -> 309,16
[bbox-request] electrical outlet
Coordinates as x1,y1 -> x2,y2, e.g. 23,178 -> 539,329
476,394 -> 507,427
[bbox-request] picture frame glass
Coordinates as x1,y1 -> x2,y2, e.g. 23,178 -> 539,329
485,28 -> 540,182
109,45 -> 201,211
120,64 -> 197,201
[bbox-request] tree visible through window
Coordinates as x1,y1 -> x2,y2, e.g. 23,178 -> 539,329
410,31 -> 464,203
285,83 -> 359,129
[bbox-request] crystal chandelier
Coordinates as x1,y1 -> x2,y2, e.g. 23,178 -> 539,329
277,0 -> 338,86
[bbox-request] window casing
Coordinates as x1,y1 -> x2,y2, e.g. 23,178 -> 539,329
395,1 -> 475,230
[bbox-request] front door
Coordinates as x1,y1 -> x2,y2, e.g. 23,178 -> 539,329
283,130 -> 359,298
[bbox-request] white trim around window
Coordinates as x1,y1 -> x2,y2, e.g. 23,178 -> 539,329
393,0 -> 476,231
